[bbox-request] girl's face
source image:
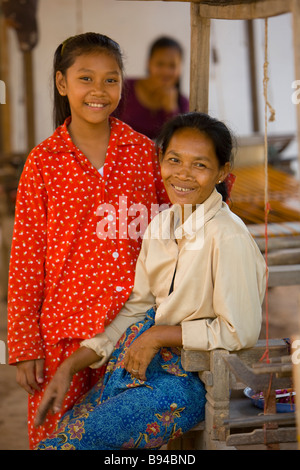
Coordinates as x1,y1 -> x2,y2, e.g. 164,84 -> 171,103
160,128 -> 230,209
148,47 -> 182,88
56,51 -> 122,128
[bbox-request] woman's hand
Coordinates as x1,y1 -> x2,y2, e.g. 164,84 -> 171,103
16,359 -> 45,395
124,325 -> 182,381
124,328 -> 160,381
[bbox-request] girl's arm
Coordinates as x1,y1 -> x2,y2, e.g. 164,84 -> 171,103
8,153 -> 48,365
34,346 -> 100,427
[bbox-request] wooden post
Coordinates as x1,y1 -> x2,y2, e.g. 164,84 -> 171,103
0,15 -> 12,156
291,333 -> 300,450
23,50 -> 35,152
246,19 -> 260,132
199,349 -> 232,449
190,3 -> 210,112
291,0 -> 300,174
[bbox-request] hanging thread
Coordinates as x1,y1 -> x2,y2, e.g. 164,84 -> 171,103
260,18 -> 275,365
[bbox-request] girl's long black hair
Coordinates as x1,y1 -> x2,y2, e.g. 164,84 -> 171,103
53,32 -> 124,128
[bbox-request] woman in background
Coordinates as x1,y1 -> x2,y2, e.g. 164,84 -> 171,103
115,36 -> 189,140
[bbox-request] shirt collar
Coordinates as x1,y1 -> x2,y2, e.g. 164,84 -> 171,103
46,116 -> 148,154
160,189 -> 223,241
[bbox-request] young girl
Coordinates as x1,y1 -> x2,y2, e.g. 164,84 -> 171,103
7,32 -> 168,449
34,112 -> 267,450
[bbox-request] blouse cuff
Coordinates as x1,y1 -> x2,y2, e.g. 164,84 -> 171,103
80,333 -> 114,369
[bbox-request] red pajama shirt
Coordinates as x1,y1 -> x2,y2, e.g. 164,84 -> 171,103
7,117 -> 169,448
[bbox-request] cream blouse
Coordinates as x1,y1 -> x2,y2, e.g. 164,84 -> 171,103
82,189 -> 267,368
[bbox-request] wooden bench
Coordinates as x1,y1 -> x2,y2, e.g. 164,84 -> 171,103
168,339 -> 297,450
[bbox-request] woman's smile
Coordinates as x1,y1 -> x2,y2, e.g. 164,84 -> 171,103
171,184 -> 196,193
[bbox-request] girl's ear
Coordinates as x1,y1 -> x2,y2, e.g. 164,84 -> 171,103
56,71 -> 67,96
158,148 -> 164,163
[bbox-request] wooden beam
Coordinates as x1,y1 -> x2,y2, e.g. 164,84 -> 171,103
199,0 -> 291,19
119,0 -> 292,20
118,1 -> 271,3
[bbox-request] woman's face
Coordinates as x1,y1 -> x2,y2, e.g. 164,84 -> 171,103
148,47 -> 182,88
160,128 -> 230,209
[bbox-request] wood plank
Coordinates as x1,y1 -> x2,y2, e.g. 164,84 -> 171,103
226,427 -> 297,446
224,354 -> 292,390
224,411 -> 295,429
268,264 -> 300,286
182,339 -> 289,373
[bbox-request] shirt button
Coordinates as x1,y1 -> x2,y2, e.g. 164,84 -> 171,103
116,286 -> 123,292
112,252 -> 119,259
107,215 -> 114,221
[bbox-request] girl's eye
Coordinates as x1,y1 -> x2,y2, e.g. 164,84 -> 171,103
195,162 -> 205,168
80,76 -> 91,82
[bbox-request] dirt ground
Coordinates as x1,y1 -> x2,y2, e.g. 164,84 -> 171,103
0,286 -> 299,451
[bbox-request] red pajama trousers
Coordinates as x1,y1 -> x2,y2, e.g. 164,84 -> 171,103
27,338 -> 104,450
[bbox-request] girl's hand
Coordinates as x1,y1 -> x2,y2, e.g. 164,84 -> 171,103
34,362 -> 73,427
124,325 -> 182,381
34,346 -> 101,427
16,359 -> 45,395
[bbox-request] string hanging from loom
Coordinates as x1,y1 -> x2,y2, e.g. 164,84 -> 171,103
260,18 -> 275,365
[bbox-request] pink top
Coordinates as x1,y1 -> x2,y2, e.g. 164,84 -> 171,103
114,79 -> 189,140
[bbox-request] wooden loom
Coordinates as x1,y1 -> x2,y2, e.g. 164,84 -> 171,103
120,0 -> 300,450
122,0 -> 300,286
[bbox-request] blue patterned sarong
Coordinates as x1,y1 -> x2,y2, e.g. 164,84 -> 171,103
35,307 -> 206,450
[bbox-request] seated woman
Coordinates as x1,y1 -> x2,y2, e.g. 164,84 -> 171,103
34,112 -> 267,450
114,36 -> 189,140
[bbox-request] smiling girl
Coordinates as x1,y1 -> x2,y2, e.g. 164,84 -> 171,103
7,33 -> 168,449
34,112 -> 267,451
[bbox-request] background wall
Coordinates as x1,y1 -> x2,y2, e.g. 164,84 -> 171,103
4,0 -> 299,173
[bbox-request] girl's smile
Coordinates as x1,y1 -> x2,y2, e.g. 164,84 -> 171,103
160,127 -> 230,210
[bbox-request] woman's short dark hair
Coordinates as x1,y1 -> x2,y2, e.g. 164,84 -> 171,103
156,112 -> 235,201
53,32 -> 124,128
148,36 -> 184,60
